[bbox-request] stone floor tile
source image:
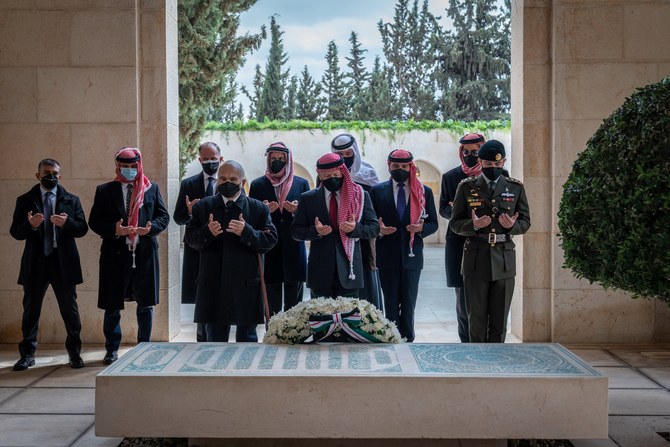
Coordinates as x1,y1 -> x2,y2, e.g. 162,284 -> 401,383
0,414 -> 93,447
71,425 -> 124,447
0,364 -> 58,387
609,389 -> 670,415
608,415 -> 670,447
570,439 -> 618,447
0,387 -> 22,404
32,365 -> 104,388
595,366 -> 662,389
568,349 -> 625,367
640,367 -> 670,389
0,387 -> 95,414
458,440 -> 506,447
608,348 -> 670,367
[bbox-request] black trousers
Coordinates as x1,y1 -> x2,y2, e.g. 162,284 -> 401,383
455,286 -> 469,343
310,267 -> 358,299
19,251 -> 82,359
206,324 -> 258,342
379,268 -> 422,342
266,281 -> 304,315
464,276 -> 515,343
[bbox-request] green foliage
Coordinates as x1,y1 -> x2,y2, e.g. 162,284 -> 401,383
257,16 -> 289,120
178,0 -> 264,176
205,118 -> 509,135
322,41 -> 348,120
345,32 -> 369,120
434,0 -> 511,120
378,0 -> 438,120
558,76 -> 670,306
296,66 -> 325,120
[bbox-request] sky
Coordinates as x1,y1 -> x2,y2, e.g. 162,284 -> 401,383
235,0 -> 452,115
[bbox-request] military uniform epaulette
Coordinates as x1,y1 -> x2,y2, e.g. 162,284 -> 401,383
506,177 -> 523,185
459,176 -> 477,184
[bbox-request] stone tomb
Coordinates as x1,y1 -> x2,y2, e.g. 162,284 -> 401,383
96,342 -> 607,441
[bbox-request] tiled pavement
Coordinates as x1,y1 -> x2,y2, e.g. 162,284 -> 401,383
0,246 -> 668,447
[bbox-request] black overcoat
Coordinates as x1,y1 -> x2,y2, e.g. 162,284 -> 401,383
248,175 -> 309,284
88,181 -> 170,310
185,194 -> 278,325
173,171 -> 206,303
10,184 -> 88,286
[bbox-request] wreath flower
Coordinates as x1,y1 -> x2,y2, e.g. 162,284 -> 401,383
262,297 -> 403,344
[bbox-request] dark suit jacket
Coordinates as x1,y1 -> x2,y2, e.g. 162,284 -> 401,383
369,180 -> 439,270
173,171 -> 207,303
248,175 -> 309,284
10,184 -> 88,286
88,181 -> 170,309
439,166 -> 509,287
291,186 -> 379,291
450,175 -> 531,281
185,193 -> 277,325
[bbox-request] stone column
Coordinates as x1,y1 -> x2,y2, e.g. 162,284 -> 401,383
0,1 -> 179,345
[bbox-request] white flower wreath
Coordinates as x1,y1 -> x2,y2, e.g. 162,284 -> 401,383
262,297 -> 403,344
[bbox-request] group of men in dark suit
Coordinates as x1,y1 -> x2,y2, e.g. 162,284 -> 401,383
11,149 -> 170,370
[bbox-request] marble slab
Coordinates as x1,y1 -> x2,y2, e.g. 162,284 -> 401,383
96,342 -> 608,440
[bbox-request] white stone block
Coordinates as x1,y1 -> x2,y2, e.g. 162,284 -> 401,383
96,343 -> 608,440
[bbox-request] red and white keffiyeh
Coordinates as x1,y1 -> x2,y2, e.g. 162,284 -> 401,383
264,142 -> 294,211
388,149 -> 425,257
114,147 -> 151,249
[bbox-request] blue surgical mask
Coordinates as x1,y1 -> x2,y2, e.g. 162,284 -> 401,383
120,167 -> 138,181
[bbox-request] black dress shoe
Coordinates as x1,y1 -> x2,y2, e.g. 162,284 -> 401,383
102,351 -> 118,365
13,356 -> 35,371
69,356 -> 85,369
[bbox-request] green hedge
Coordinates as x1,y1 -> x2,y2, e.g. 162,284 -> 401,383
558,76 -> 670,306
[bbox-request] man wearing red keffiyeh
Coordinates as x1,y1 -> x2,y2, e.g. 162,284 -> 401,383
89,148 -> 170,364
249,142 -> 309,314
291,153 -> 379,299
439,134 -> 508,343
369,149 -> 438,342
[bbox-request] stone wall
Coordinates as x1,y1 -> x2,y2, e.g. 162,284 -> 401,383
0,1 -> 180,346
512,0 -> 670,343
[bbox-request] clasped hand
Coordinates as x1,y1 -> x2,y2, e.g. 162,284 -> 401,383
471,210 -> 518,230
115,219 -> 152,237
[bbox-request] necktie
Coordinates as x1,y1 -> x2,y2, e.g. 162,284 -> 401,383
329,191 -> 338,230
226,199 -> 235,209
125,184 -> 133,218
206,177 -> 215,197
489,181 -> 496,198
397,183 -> 406,221
43,191 -> 55,256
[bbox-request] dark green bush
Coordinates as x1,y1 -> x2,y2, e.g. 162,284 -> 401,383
558,76 -> 670,306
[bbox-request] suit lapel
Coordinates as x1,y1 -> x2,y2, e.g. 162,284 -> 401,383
317,187 -> 331,225
384,181 -> 402,225
113,182 -> 126,217
193,172 -> 206,197
29,185 -> 44,214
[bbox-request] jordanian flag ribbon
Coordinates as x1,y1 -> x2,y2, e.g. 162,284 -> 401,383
308,308 -> 381,343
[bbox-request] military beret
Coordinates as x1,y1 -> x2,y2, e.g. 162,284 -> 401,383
478,140 -> 506,162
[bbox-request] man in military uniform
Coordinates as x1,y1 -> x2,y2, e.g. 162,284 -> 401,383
450,140 -> 531,343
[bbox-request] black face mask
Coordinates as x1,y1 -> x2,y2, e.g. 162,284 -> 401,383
343,156 -> 354,170
464,155 -> 479,168
390,169 -> 410,183
202,161 -> 219,176
40,174 -> 59,190
482,167 -> 503,181
218,182 -> 240,198
270,159 -> 286,174
322,177 -> 343,192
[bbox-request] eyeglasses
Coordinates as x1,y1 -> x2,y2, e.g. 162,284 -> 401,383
461,149 -> 479,157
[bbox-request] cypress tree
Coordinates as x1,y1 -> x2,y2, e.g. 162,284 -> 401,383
179,0 -> 264,174
241,64 -> 264,120
284,75 -> 298,120
257,16 -> 289,120
362,56 -> 396,120
296,65 -> 324,120
322,40 -> 349,120
345,32 -> 369,120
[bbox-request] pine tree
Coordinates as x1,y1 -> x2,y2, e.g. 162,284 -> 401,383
179,0 -> 264,174
257,16 -> 289,120
345,32 -> 369,120
322,40 -> 349,120
378,0 -> 438,120
207,76 -> 243,122
296,65 -> 324,120
433,0 -> 511,120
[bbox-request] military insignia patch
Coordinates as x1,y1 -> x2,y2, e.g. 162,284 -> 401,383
495,153 -> 502,161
